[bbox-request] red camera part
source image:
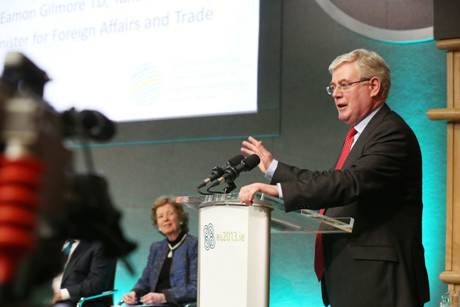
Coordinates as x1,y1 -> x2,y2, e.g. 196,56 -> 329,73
0,156 -> 43,284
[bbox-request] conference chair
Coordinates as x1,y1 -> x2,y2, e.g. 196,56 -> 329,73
77,290 -> 117,307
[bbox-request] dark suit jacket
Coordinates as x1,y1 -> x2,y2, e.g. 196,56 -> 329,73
133,234 -> 198,306
59,240 -> 117,307
273,105 -> 429,307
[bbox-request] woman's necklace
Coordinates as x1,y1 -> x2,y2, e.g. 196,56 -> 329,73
168,233 -> 187,258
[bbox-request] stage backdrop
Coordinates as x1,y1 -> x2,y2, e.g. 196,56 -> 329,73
72,1 -> 446,306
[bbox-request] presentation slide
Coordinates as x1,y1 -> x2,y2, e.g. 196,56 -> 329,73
0,0 -> 260,122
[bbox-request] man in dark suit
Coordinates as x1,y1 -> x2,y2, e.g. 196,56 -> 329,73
52,239 -> 117,307
238,49 -> 430,307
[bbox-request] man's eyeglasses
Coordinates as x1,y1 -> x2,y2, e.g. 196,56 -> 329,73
326,78 -> 371,96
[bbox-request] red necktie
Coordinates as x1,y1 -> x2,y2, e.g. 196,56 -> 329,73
314,127 -> 357,281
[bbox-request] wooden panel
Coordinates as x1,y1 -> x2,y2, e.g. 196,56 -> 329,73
452,123 -> 460,273
455,52 -> 460,106
427,109 -> 460,121
437,39 -> 460,51
445,122 -> 453,273
432,44 -> 460,292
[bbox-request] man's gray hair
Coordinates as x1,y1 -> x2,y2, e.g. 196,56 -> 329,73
329,49 -> 391,98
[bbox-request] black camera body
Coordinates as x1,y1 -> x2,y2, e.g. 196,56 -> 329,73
0,52 -> 135,306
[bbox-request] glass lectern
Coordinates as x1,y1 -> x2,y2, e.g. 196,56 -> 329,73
176,192 -> 354,307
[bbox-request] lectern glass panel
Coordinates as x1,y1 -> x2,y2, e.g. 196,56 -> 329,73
176,192 -> 354,234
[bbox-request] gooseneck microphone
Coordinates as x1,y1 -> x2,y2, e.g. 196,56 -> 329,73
197,154 -> 244,189
208,154 -> 260,188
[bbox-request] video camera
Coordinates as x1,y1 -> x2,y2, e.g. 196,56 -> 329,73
0,52 -> 136,306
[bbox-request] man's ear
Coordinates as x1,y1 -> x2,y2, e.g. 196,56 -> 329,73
369,77 -> 381,98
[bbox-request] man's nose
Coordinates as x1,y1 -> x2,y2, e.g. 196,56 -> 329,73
332,87 -> 342,98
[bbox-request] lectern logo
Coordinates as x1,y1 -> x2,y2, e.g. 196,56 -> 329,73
203,223 -> 216,251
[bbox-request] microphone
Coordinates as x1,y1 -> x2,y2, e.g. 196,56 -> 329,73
208,154 -> 260,188
197,154 -> 244,189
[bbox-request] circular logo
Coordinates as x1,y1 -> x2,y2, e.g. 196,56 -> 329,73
203,223 -> 216,251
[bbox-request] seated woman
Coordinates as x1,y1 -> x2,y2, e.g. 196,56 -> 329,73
122,196 -> 197,306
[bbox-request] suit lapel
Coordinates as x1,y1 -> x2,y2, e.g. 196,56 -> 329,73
61,240 -> 88,285
150,241 -> 168,289
342,104 -> 391,169
326,105 -> 391,218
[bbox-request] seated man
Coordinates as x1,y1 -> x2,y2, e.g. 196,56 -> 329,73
52,239 -> 117,307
